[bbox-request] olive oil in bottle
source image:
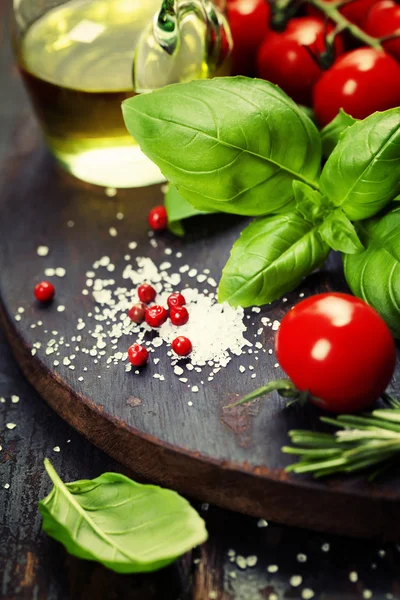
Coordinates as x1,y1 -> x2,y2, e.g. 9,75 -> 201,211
18,0 -> 163,188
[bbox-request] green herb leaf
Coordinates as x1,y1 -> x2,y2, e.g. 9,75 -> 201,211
39,460 -> 207,574
165,185 -> 213,237
293,180 -> 332,224
218,212 -> 329,307
122,77 -> 322,216
321,109 -> 357,159
344,206 -> 400,338
319,209 -> 364,254
320,108 -> 400,221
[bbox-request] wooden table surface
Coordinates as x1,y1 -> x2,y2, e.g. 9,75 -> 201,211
2,6 -> 400,600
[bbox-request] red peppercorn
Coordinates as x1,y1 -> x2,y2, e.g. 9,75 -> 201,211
167,292 -> 186,309
128,302 -> 146,324
145,305 -> 168,327
138,283 -> 156,304
34,281 -> 55,303
172,336 -> 192,356
170,306 -> 189,326
128,343 -> 149,367
148,205 -> 168,231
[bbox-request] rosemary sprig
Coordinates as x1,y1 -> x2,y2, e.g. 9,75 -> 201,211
283,398 -> 400,479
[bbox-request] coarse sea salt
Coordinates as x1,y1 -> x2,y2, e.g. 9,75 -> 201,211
20,236 -> 281,388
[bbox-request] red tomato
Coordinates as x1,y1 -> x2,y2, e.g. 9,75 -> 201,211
276,293 -> 396,413
364,1 -> 400,62
308,0 -> 376,26
257,17 -> 343,106
227,0 -> 270,75
313,47 -> 400,126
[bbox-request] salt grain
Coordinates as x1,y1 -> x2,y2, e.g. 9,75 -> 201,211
37,246 -> 49,257
236,556 -> 247,570
53,446 -> 61,452
267,565 -> 278,573
247,555 -> 258,567
257,519 -> 268,528
297,553 -> 307,563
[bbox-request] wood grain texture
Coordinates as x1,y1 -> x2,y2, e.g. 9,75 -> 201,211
2,0 -> 400,544
1,130 -> 400,540
2,315 -> 400,600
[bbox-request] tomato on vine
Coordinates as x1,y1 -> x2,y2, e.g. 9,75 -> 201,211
227,0 -> 270,76
364,0 -> 400,62
307,0 -> 376,27
313,47 -> 400,125
257,17 -> 343,106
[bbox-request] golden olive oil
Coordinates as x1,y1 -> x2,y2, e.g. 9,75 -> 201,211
18,0 -> 163,187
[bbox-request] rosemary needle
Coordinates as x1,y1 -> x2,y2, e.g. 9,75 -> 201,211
283,398 -> 400,478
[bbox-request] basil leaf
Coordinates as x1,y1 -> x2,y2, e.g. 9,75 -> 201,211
344,206 -> 400,337
122,77 -> 322,216
293,180 -> 332,224
218,212 -> 329,307
321,109 -> 357,159
165,185 -> 213,237
319,209 -> 364,254
320,108 -> 400,221
39,460 -> 207,574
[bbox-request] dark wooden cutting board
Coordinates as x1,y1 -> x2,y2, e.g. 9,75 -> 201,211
1,126 -> 400,540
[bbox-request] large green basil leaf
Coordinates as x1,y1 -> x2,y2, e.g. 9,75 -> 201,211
321,109 -> 357,159
165,184 -> 213,236
218,212 -> 330,307
122,77 -> 321,216
344,206 -> 400,338
320,108 -> 400,221
39,460 -> 207,574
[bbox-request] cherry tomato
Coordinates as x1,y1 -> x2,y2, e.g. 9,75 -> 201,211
313,47 -> 400,126
257,17 -> 344,106
308,0 -> 376,27
364,1 -> 400,62
276,293 -> 396,413
227,0 -> 270,76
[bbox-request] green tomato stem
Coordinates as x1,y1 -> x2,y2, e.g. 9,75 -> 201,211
306,0 -> 383,51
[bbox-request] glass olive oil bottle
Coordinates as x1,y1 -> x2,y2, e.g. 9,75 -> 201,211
17,0 -> 164,188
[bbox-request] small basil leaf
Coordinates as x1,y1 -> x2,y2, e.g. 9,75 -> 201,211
39,460 -> 207,574
344,206 -> 400,338
320,108 -> 400,221
165,185 -> 213,237
319,209 -> 364,254
321,109 -> 357,159
293,180 -> 332,224
218,212 -> 329,307
122,77 -> 322,216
